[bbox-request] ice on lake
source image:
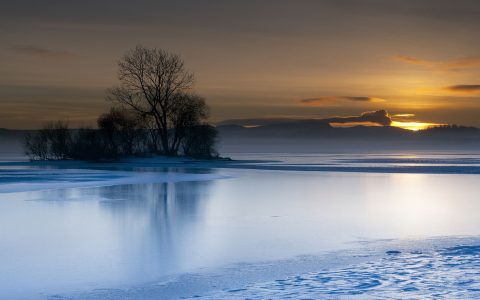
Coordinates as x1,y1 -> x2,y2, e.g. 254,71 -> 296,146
1,153 -> 480,299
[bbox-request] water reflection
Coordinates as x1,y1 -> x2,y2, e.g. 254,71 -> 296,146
0,177 -> 214,298
97,181 -> 212,278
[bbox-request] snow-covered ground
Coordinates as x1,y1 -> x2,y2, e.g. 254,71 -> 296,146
193,240 -> 480,299
1,153 -> 480,299
60,237 -> 480,299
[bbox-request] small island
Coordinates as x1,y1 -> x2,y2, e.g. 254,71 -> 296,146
25,46 -> 218,161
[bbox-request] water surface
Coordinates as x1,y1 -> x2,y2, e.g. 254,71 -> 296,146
1,162 -> 480,298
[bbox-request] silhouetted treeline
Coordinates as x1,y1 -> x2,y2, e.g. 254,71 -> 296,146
25,46 -> 219,161
419,124 -> 478,132
25,108 -> 218,161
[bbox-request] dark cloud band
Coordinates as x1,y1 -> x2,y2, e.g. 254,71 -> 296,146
10,45 -> 75,58
219,110 -> 392,127
300,96 -> 386,105
445,85 -> 480,92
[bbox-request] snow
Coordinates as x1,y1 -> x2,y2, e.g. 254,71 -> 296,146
199,244 -> 480,299
55,237 -> 480,299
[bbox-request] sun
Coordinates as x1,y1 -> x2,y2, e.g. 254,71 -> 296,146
391,121 -> 442,131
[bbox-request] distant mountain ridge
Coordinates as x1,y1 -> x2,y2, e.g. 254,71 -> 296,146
217,121 -> 480,153
217,121 -> 480,138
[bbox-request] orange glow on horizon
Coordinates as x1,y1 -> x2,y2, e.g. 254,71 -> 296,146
391,121 -> 444,131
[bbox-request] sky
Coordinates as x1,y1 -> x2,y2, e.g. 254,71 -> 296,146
1,0 -> 480,129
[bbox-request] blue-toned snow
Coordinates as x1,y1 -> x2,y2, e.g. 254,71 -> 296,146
1,152 -> 480,299
191,242 -> 480,299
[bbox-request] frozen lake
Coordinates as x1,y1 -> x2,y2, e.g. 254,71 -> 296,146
1,154 -> 480,298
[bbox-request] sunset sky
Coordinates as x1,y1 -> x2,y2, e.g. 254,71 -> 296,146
1,0 -> 480,129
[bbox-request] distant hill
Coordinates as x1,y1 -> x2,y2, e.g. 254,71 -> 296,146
217,121 -> 480,153
0,129 -> 30,159
0,128 -> 29,143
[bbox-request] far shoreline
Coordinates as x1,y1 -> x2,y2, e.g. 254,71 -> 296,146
1,155 -> 480,175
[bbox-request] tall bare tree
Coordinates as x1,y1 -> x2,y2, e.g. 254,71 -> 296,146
107,45 -> 195,155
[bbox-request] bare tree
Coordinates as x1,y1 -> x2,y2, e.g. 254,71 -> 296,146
168,93 -> 209,154
107,45 -> 195,155
44,121 -> 71,159
24,121 -> 71,160
24,131 -> 48,160
24,46 -> 218,161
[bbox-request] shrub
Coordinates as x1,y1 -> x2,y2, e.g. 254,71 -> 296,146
24,121 -> 71,160
68,128 -> 108,161
182,124 -> 218,159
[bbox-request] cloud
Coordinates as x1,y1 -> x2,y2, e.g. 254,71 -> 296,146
393,55 -> 432,66
300,96 -> 386,105
322,110 -> 392,126
444,58 -> 480,69
329,121 -> 384,128
444,85 -> 480,93
9,45 -> 76,59
217,117 -> 300,127
219,110 -> 393,127
393,55 -> 480,71
393,113 -> 415,118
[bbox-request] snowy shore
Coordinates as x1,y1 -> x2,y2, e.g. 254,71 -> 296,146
56,236 -> 480,299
